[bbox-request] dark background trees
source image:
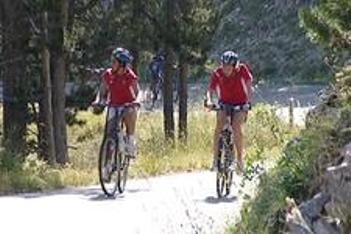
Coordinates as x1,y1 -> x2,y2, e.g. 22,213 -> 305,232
0,0 -> 219,161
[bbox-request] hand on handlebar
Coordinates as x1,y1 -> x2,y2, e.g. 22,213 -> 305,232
91,100 -> 106,114
204,100 -> 252,112
203,99 -> 217,111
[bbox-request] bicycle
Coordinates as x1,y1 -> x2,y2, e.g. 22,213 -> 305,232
145,69 -> 179,111
95,102 -> 139,197
205,101 -> 251,198
147,76 -> 163,110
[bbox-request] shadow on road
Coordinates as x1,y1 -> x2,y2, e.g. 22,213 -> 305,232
5,186 -> 150,201
88,193 -> 119,201
203,196 -> 237,204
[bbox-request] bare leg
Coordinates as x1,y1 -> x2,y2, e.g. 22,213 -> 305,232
232,111 -> 247,172
213,111 -> 226,157
123,107 -> 138,156
123,108 -> 137,135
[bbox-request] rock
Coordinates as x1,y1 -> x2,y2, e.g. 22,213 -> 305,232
317,86 -> 338,105
336,110 -> 351,145
341,142 -> 351,163
305,104 -> 340,129
299,193 -> 330,227
323,142 -> 351,224
285,197 -> 314,234
312,217 -> 341,234
286,142 -> 351,234
285,195 -> 341,234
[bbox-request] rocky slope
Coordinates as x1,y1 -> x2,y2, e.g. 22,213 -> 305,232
285,65 -> 351,234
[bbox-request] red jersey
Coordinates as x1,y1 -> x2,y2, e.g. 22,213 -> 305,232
102,67 -> 138,105
208,63 -> 253,104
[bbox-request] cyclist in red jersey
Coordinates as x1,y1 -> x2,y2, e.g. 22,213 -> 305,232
92,47 -> 140,157
206,51 -> 253,173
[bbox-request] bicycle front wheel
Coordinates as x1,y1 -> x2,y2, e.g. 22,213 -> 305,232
117,153 -> 130,194
216,172 -> 226,198
225,170 -> 233,196
99,137 -> 119,197
216,136 -> 226,198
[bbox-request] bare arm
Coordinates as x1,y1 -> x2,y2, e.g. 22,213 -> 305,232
242,64 -> 254,102
206,89 -> 215,105
93,80 -> 108,104
134,82 -> 142,103
246,79 -> 253,101
206,71 -> 218,106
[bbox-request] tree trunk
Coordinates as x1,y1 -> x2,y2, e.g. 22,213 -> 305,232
39,12 -> 56,164
37,98 -> 46,158
178,55 -> 188,143
48,0 -> 68,164
163,47 -> 175,141
162,0 -> 176,142
1,0 -> 29,154
51,52 -> 68,164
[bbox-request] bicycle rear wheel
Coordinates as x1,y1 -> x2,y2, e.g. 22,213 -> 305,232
144,88 -> 154,110
216,137 -> 226,198
117,153 -> 130,193
221,127 -> 235,197
99,137 -> 119,197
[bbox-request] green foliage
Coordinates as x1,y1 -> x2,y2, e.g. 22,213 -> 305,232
175,0 -> 220,63
0,153 -> 61,193
335,65 -> 351,105
299,0 -> 351,67
232,122 -> 334,233
66,85 -> 96,109
65,0 -> 219,83
231,63 -> 351,233
245,104 -> 292,165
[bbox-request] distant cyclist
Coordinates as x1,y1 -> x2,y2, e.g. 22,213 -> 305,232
206,51 -> 253,173
148,53 -> 165,108
92,47 -> 140,157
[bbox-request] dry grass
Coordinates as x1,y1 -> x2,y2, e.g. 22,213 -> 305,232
0,104 -> 295,193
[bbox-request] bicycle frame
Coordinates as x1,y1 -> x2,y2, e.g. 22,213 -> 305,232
206,101 -> 251,198
98,104 -> 137,196
104,106 -> 127,150
217,114 -> 234,172
217,103 -> 251,171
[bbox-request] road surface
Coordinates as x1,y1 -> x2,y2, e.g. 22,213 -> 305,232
0,171 -> 254,234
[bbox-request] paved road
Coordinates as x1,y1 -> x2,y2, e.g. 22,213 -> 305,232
0,171 -> 253,234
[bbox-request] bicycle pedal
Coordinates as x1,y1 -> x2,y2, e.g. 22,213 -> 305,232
125,153 -> 136,159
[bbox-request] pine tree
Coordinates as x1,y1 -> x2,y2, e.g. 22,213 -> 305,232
299,0 -> 351,67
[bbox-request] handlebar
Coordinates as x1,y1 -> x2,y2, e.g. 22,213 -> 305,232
91,102 -> 141,109
204,100 -> 251,112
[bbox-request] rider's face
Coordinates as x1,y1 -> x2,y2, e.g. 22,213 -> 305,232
112,59 -> 121,72
222,64 -> 234,77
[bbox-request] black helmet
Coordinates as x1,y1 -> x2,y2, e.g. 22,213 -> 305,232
220,50 -> 239,65
111,47 -> 133,65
